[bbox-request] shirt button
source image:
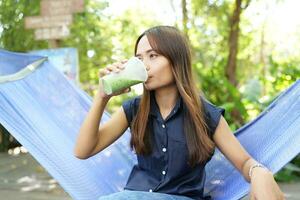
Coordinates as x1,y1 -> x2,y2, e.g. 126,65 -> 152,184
162,124 -> 165,128
149,189 -> 153,192
162,170 -> 166,175
162,148 -> 167,152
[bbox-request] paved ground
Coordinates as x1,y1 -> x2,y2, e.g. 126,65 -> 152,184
0,152 -> 71,200
0,152 -> 299,200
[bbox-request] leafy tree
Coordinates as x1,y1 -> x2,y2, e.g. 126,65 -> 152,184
0,0 -> 47,51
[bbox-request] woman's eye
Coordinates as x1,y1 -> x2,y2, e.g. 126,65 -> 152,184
137,57 -> 143,61
150,54 -> 158,58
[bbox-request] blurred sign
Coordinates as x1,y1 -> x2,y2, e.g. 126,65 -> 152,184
25,15 -> 73,29
35,26 -> 70,40
41,0 -> 84,16
24,0 -> 84,41
30,48 -> 79,84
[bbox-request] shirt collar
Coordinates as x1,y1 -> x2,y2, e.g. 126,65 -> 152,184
149,91 -> 183,118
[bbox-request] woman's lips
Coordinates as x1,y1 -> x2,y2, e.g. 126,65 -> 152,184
145,76 -> 152,83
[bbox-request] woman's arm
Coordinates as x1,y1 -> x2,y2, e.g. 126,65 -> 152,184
73,94 -> 109,159
74,61 -> 130,159
73,92 -> 129,159
212,116 -> 254,181
212,116 -> 285,199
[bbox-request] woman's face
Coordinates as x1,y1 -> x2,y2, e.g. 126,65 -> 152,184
136,35 -> 175,91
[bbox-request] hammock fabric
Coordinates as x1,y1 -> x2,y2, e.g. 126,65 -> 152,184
0,49 -> 299,200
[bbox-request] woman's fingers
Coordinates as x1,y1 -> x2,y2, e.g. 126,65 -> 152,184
119,87 -> 131,94
113,62 -> 126,71
98,68 -> 107,77
98,60 -> 128,78
104,61 -> 126,74
121,59 -> 128,64
106,65 -> 116,72
110,87 -> 131,96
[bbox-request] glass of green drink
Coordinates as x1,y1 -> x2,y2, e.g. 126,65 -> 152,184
100,57 -> 148,95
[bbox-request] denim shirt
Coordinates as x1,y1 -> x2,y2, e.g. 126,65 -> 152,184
122,92 -> 225,200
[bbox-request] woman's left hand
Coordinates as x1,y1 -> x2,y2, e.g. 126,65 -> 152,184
250,167 -> 285,200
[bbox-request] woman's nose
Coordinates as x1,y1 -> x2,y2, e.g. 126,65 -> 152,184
144,63 -> 150,71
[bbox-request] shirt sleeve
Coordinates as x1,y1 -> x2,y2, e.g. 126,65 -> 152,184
201,97 -> 225,137
121,97 -> 140,126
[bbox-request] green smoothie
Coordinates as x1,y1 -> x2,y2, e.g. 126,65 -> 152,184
103,78 -> 142,94
101,56 -> 148,95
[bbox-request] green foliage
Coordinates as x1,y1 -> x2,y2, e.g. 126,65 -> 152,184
189,0 -> 300,182
63,0 -> 114,87
0,0 -> 47,51
275,160 -> 300,182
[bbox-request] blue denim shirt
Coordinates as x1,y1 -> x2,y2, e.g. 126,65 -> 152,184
122,92 -> 225,200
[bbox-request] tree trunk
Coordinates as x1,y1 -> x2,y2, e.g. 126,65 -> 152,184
260,20 -> 267,96
181,0 -> 189,38
225,0 -> 250,125
48,39 -> 60,48
225,0 -> 242,87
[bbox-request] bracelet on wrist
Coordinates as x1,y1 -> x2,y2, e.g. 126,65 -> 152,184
248,163 -> 267,179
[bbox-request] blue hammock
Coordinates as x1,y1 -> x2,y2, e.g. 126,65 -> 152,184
0,49 -> 299,200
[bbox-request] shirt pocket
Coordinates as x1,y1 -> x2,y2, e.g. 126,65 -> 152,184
168,139 -> 190,176
167,125 -> 187,144
167,126 -> 190,174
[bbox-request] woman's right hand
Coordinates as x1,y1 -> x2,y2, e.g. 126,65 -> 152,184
97,60 -> 131,99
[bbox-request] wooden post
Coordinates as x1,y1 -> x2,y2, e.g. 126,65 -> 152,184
48,39 -> 60,48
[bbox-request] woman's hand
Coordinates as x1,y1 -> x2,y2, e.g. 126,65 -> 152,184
97,60 -> 130,99
250,167 -> 285,200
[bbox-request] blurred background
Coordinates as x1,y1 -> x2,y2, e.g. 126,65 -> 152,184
0,0 -> 299,199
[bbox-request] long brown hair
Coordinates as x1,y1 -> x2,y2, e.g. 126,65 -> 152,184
130,26 -> 215,167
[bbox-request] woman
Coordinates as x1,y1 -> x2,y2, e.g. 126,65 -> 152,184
74,26 -> 284,200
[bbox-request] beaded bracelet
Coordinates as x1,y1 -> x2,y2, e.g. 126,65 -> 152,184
248,163 -> 267,179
